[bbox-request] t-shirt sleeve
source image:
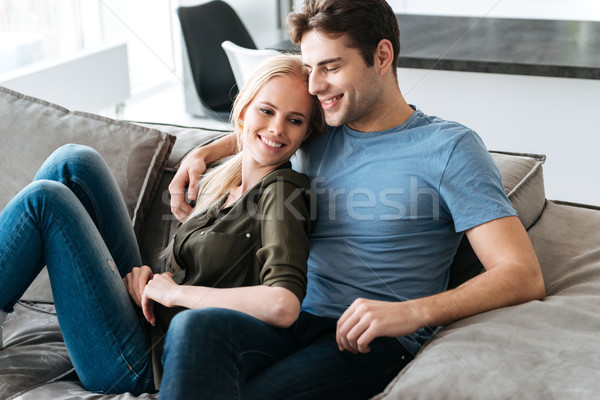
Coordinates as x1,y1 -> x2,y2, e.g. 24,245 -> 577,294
440,131 -> 517,232
255,176 -> 311,302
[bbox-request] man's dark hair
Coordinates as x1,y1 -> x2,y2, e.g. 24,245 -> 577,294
288,0 -> 400,73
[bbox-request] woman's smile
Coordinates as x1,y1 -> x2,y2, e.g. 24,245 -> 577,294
258,135 -> 285,149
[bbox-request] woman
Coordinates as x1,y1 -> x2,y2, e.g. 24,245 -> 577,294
0,54 -> 324,395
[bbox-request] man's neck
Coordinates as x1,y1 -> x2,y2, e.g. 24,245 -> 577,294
347,89 -> 414,133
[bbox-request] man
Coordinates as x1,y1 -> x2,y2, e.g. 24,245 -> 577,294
161,1 -> 545,398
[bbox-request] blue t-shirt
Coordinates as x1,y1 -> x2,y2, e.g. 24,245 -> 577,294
292,107 -> 517,355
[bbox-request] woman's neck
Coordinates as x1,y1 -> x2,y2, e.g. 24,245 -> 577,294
223,152 -> 282,208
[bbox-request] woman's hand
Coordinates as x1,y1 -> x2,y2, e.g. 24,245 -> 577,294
123,265 -> 154,308
141,272 -> 179,326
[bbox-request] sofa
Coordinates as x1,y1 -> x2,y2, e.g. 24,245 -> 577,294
1,85 -> 599,399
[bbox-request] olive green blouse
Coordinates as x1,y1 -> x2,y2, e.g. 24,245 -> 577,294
149,164 -> 312,388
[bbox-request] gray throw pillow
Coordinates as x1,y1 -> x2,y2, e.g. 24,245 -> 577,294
0,86 -> 176,303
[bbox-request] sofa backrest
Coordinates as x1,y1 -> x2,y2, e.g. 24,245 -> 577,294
0,86 -> 177,303
0,84 -> 548,303
0,87 -> 175,238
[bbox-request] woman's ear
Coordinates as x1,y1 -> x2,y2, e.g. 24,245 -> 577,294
237,108 -> 247,129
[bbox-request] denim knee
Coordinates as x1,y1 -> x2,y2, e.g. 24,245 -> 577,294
50,143 -> 100,162
19,180 -> 79,219
166,308 -> 229,343
163,309 -> 243,360
165,309 -> 196,345
163,309 -> 208,365
35,144 -> 102,181
22,179 -> 72,204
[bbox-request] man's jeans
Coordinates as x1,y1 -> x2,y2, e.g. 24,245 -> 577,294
160,308 -> 413,400
0,144 -> 155,395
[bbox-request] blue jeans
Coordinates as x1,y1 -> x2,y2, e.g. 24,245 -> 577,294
160,309 -> 413,399
0,144 -> 155,395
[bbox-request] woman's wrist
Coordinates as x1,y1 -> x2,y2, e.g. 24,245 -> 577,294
172,285 -> 209,309
171,284 -> 188,308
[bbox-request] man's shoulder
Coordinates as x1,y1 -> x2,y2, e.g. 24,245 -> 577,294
407,108 -> 474,138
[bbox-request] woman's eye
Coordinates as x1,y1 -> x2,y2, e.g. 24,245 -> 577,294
290,119 -> 303,125
260,108 -> 273,115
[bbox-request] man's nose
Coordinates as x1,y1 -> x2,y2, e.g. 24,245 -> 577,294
308,71 -> 326,95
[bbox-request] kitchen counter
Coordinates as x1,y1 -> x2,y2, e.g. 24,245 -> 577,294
396,14 -> 600,79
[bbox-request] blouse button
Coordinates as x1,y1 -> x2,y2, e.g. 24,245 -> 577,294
246,233 -> 251,238
200,231 -> 205,235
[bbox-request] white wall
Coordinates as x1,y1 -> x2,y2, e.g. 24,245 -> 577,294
386,1 -> 600,205
398,68 -> 600,206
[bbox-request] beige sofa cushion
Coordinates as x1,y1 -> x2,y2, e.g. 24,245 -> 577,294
490,150 -> 546,229
376,201 -> 600,400
0,86 -> 175,303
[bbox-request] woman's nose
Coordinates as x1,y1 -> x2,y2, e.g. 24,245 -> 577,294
269,117 -> 285,136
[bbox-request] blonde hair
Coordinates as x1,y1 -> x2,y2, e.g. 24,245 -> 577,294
189,54 -> 323,218
162,55 -> 324,267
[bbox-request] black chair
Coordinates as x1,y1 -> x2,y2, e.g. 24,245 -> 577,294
177,1 -> 256,121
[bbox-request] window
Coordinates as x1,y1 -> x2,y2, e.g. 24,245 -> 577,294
0,0 -> 86,74
0,0 -> 179,93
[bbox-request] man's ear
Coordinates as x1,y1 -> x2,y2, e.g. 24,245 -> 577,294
374,39 -> 394,76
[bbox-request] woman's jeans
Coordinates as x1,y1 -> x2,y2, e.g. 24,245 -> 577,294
0,144 -> 154,395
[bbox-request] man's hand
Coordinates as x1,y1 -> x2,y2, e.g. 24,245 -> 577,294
336,298 -> 423,354
123,265 -> 154,308
336,217 -> 545,355
169,133 -> 239,222
141,272 -> 179,326
169,148 -> 208,222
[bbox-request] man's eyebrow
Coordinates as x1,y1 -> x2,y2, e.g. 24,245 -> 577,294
303,57 -> 342,68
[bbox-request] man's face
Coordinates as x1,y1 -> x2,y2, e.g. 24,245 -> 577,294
301,30 -> 381,131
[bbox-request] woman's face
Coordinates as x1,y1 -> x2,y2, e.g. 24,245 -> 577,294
240,75 -> 314,169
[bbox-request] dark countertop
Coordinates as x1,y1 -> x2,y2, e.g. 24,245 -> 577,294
396,14 -> 600,79
273,15 -> 600,80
